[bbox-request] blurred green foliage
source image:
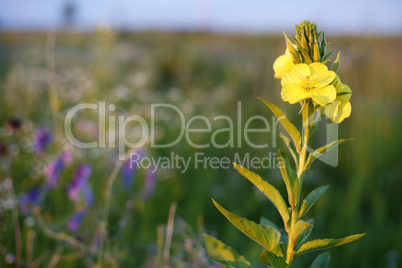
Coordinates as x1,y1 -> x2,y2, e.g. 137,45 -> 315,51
0,31 -> 401,267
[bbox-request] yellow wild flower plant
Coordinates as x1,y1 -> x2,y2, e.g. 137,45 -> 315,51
205,20 -> 364,268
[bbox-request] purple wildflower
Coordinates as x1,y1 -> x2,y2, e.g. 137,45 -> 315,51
45,158 -> 64,187
67,165 -> 93,206
67,209 -> 87,232
121,148 -> 145,189
19,186 -> 41,214
61,150 -> 73,166
141,166 -> 156,200
44,151 -> 73,188
33,127 -> 52,154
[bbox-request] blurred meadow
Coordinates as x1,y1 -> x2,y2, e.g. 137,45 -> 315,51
0,29 -> 401,267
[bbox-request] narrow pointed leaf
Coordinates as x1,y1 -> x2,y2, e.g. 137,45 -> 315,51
295,233 -> 365,256
310,252 -> 330,268
283,32 -> 300,64
212,199 -> 283,257
260,217 -> 280,230
260,250 -> 288,268
233,163 -> 290,228
260,217 -> 287,250
300,186 -> 329,217
306,139 -> 353,168
279,134 -> 298,166
295,219 -> 314,250
307,110 -> 322,140
331,52 -> 340,73
300,48 -> 312,64
257,97 -> 301,152
204,234 -> 253,268
322,50 -> 333,61
291,220 -> 312,246
260,217 -> 281,243
298,201 -> 307,218
277,150 -> 299,209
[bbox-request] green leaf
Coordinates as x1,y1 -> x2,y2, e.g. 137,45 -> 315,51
260,217 -> 280,230
279,134 -> 298,166
283,32 -> 301,64
260,217 -> 281,243
291,220 -> 312,246
295,219 -> 314,251
310,252 -> 330,268
299,186 -> 329,217
277,150 -> 299,209
233,163 -> 290,229
306,110 -> 322,140
331,52 -> 340,73
257,97 -> 301,152
322,50 -> 333,61
212,199 -> 283,257
295,233 -> 365,256
319,32 -> 327,61
260,218 -> 287,252
260,250 -> 288,268
305,139 -> 353,168
204,234 -> 253,268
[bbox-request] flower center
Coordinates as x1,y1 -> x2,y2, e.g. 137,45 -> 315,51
305,76 -> 312,91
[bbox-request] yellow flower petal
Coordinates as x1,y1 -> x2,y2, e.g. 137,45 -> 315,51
273,54 -> 294,79
332,75 -> 352,102
281,84 -> 310,104
309,63 -> 336,88
338,101 -> 352,122
324,101 -> 339,119
310,85 -> 337,106
324,100 -> 352,123
285,48 -> 292,58
281,63 -> 310,87
280,63 -> 339,106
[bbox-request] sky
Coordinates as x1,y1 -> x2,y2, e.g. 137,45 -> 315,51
1,0 -> 402,35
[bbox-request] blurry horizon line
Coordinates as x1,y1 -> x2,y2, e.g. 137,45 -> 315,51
1,25 -> 402,37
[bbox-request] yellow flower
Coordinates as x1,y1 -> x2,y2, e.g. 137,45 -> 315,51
323,75 -> 352,123
281,62 -> 336,106
273,48 -> 294,79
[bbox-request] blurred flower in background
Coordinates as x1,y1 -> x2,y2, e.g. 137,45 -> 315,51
67,209 -> 87,232
45,157 -> 64,187
44,150 -> 73,187
61,150 -> 73,165
19,186 -> 42,214
32,127 -> 52,154
67,164 -> 94,206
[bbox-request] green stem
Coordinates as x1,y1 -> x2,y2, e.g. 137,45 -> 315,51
286,101 -> 311,266
285,208 -> 298,265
